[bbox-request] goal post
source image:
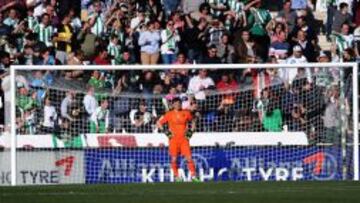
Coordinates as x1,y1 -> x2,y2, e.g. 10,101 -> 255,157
4,62 -> 359,185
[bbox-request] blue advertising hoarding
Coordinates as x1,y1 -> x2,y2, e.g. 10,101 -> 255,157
85,146 -> 350,184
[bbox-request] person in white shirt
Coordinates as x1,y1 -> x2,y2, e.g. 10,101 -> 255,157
83,86 -> 98,119
160,20 -> 180,64
188,69 -> 215,100
339,23 -> 354,50
282,45 -> 311,85
90,99 -> 109,133
42,96 -> 57,133
130,10 -> 148,33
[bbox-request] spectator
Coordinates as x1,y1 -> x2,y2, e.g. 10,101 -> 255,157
288,103 -> 306,131
262,100 -> 282,132
16,86 -> 38,112
333,23 -> 354,54
207,19 -> 226,48
292,29 -> 316,62
269,31 -> 290,61
107,34 -> 122,65
277,0 -> 296,32
173,52 -> 189,64
332,3 -> 354,34
77,21 -> 97,60
118,48 -> 134,65
60,90 -> 76,122
41,96 -> 58,133
138,20 -> 161,65
88,70 -> 105,89
217,72 -> 238,106
83,86 -> 98,121
326,0 -> 338,40
3,8 -> 19,28
290,16 -> 317,45
201,44 -> 221,64
323,85 -> 341,144
235,30 -> 257,63
283,45 -> 311,84
33,14 -> 54,47
129,100 -> 153,133
93,47 -> 109,65
247,0 -> 272,62
188,69 -> 215,101
36,48 -> 56,65
183,17 -> 208,63
217,33 -> 235,63
160,20 -> 180,64
54,14 -> 73,64
31,70 -> 47,102
88,0 -> 106,37
90,99 -> 109,133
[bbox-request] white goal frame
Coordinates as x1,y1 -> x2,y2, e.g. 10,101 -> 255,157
9,62 -> 359,185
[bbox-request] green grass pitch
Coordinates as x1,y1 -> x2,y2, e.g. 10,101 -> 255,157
1,182 -> 360,203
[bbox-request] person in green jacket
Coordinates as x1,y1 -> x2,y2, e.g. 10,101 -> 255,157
262,101 -> 283,132
246,0 -> 271,62
17,87 -> 39,111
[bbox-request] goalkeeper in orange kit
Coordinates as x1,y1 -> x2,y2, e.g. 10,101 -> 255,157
157,98 -> 199,182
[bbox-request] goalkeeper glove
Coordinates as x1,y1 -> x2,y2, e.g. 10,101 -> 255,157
186,129 -> 194,139
163,129 -> 172,138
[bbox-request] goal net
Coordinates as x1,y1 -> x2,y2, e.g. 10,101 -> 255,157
1,63 -> 358,185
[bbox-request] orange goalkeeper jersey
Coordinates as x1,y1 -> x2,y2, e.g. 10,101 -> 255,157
158,110 -> 193,139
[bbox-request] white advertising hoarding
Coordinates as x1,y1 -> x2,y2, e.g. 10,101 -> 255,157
86,132 -> 309,147
0,132 -> 309,149
0,151 -> 85,185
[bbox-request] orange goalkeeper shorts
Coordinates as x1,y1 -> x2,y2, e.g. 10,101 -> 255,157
169,138 -> 192,157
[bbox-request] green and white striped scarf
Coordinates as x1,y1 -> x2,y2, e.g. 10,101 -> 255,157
164,29 -> 176,50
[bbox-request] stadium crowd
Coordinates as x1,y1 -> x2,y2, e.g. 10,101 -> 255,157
0,0 -> 359,144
